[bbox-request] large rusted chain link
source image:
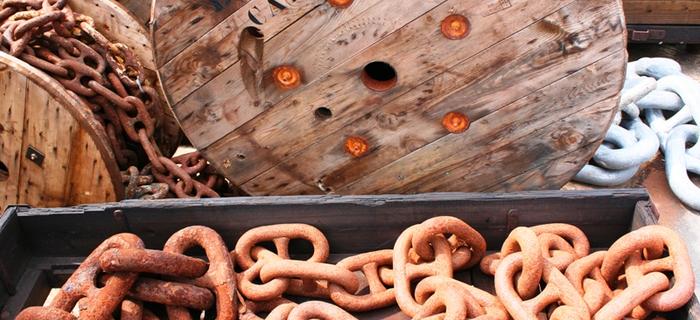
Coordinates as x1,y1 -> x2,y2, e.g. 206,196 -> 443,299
242,299 -> 358,320
0,0 -> 228,199
16,306 -> 77,320
393,216 -> 487,318
163,226 -> 237,320
495,251 -> 591,320
600,225 -> 694,313
50,233 -> 144,319
328,250 -> 395,312
413,276 -> 508,320
480,223 -> 590,292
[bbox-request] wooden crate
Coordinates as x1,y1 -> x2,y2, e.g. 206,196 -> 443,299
151,0 -> 627,196
0,189 -> 698,319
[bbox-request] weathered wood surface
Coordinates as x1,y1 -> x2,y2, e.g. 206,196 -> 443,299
624,0 -> 700,25
112,0 -> 153,26
153,0 -> 627,196
0,53 -> 122,212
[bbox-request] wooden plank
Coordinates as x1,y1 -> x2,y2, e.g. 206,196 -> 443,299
623,0 -> 700,25
152,0 -> 248,67
17,82 -> 75,207
165,0 -> 448,114
341,51 -> 625,194
159,0 -> 326,103
0,67 -> 28,212
241,0 -> 626,195
66,130 -> 118,205
200,0 -> 581,179
114,0 -> 152,25
424,96 -> 618,194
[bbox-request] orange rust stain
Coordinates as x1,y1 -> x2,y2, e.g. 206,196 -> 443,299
442,112 -> 470,134
328,0 -> 353,8
272,65 -> 302,90
345,136 -> 369,158
441,14 -> 470,40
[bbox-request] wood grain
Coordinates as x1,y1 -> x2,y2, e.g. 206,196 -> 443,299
241,0 -> 627,195
623,0 -> 700,24
153,0 -> 626,196
0,53 -> 121,211
113,0 -> 153,25
0,67 -> 27,211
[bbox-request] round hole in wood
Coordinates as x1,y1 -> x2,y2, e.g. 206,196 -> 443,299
361,61 -> 397,92
244,26 -> 264,39
0,161 -> 9,182
315,107 -> 333,120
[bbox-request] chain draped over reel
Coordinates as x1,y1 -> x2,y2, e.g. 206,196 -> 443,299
0,0 -> 229,199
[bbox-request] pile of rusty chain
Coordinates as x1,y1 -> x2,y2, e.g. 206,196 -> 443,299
15,216 -> 694,320
0,0 -> 227,198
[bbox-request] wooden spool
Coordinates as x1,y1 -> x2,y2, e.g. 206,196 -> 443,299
623,0 -> 700,25
110,0 -> 153,26
153,0 -> 627,196
0,0 -> 176,211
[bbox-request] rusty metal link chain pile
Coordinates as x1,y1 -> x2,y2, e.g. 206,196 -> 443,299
16,216 -> 694,320
0,0 -> 227,198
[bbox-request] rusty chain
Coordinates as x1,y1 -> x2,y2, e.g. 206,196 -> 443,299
0,0 -> 228,199
16,217 -> 694,320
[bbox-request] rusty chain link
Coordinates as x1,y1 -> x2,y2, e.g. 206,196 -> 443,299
0,0 -> 228,199
15,218 -> 694,320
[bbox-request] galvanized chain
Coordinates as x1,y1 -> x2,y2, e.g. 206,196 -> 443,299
0,0 -> 227,199
574,57 -> 700,210
15,216 -> 694,320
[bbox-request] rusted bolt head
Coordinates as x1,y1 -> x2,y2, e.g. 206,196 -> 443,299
442,112 -> 470,134
328,0 -> 352,8
441,14 -> 470,40
345,136 -> 370,158
273,65 -> 302,90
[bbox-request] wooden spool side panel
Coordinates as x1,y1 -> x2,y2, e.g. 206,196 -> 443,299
623,0 -> 700,25
0,69 -> 28,208
0,56 -> 120,211
114,0 -> 152,26
68,0 -> 155,71
153,0 -> 626,196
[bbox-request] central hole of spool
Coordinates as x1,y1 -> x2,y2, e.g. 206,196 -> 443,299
0,161 -> 9,182
315,107 -> 333,120
361,61 -> 397,92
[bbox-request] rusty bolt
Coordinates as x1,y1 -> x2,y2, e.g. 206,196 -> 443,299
442,112 -> 470,134
345,136 -> 370,158
273,65 -> 302,90
327,0 -> 353,8
441,14 -> 470,40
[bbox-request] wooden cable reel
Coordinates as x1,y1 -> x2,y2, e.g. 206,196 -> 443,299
152,0 -> 628,196
0,0 -> 179,211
